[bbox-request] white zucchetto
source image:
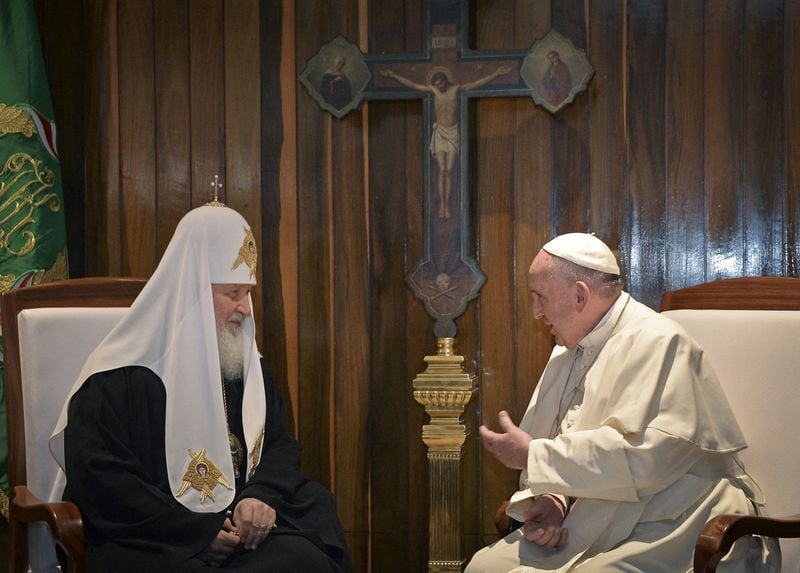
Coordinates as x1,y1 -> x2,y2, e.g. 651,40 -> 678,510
542,232 -> 620,275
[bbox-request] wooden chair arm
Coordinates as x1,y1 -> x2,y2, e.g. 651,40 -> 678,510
494,498 -> 511,536
11,485 -> 86,573
693,513 -> 800,573
494,498 -> 524,537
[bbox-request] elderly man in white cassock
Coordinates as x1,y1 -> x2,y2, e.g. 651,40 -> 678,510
466,233 -> 777,572
48,204 -> 353,572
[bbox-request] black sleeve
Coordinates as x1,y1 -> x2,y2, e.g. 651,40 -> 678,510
236,363 -> 309,505
63,367 -> 224,567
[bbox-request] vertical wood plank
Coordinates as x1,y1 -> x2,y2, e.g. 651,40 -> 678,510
84,0 -> 121,275
551,0 -> 591,235
665,0 -> 705,288
367,1 -> 425,569
509,1 -> 552,427
261,0 -> 293,435
225,0 -> 263,340
369,30 -> 412,573
626,0 -> 666,309
295,0 -> 333,490
588,0 -> 627,276
41,0 -> 86,277
705,0 -> 744,280
331,113 -> 371,572
509,1 -> 555,417
472,0 -> 522,552
369,98 -> 415,571
154,0 -> 191,257
328,11 -> 370,571
189,0 -> 225,205
402,95 -> 430,573
117,0 -> 157,276
474,89 -> 516,548
399,5 -> 430,565
743,0 -> 785,276
788,0 -> 800,276
275,0 -> 298,432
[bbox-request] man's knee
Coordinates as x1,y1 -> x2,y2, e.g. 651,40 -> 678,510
464,546 -> 508,573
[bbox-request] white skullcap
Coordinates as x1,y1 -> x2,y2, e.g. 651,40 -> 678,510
542,233 -> 620,275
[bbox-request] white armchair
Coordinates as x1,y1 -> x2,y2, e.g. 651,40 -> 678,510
660,277 -> 800,572
2,277 -> 146,573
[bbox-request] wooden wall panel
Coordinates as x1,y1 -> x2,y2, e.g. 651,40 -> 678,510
626,1 -> 667,305
224,0 -> 263,339
190,0 -> 225,205
294,0 -> 334,490
474,88 -> 515,551
369,101 -> 418,571
37,0 -> 87,277
473,0 -> 550,551
665,0 -> 706,288
744,0 -> 785,275
705,0 -> 745,280
118,0 -> 157,276
154,0 -> 191,255
552,0 -> 592,235
39,1 -> 800,572
788,0 -> 800,276
365,3 -> 428,571
272,0 -> 297,431
84,0 -> 121,276
589,0 -> 627,270
331,106 -> 371,573
503,0 -> 554,550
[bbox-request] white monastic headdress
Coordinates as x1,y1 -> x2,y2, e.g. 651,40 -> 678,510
50,204 -> 265,512
542,232 -> 620,275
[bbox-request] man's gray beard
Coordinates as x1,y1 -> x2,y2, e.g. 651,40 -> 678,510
217,327 -> 244,381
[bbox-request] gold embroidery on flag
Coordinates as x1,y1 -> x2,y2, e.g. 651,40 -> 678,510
0,152 -> 61,257
0,103 -> 35,138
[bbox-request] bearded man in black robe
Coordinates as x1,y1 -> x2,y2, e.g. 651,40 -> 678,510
50,203 -> 353,572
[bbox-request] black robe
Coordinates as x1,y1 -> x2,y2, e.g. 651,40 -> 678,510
63,363 -> 352,572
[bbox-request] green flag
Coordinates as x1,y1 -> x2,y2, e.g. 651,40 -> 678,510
0,0 -> 69,519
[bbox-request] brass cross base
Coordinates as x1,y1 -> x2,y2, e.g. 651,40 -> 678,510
413,337 -> 477,572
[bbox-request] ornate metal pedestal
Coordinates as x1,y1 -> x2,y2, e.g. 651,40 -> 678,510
413,337 -> 477,572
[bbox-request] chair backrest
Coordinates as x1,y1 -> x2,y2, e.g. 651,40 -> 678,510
660,276 -> 800,566
2,277 -> 146,572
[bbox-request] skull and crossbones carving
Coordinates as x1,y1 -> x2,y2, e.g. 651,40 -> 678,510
430,273 -> 457,301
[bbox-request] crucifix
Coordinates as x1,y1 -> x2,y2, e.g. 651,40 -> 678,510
300,3 -> 593,570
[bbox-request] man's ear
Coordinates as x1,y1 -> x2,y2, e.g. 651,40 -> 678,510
575,281 -> 590,308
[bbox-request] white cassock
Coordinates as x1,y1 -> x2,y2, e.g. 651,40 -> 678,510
467,293 -> 778,573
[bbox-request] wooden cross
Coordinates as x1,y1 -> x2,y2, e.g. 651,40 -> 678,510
302,2 -> 533,338
363,5 -> 532,338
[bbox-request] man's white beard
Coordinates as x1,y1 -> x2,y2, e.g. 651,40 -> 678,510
217,327 -> 244,380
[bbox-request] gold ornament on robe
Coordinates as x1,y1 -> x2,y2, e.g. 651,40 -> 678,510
229,432 -> 243,479
247,429 -> 265,480
231,226 -> 257,279
176,448 -> 233,503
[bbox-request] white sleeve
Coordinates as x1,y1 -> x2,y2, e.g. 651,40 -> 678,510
524,426 -> 706,502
